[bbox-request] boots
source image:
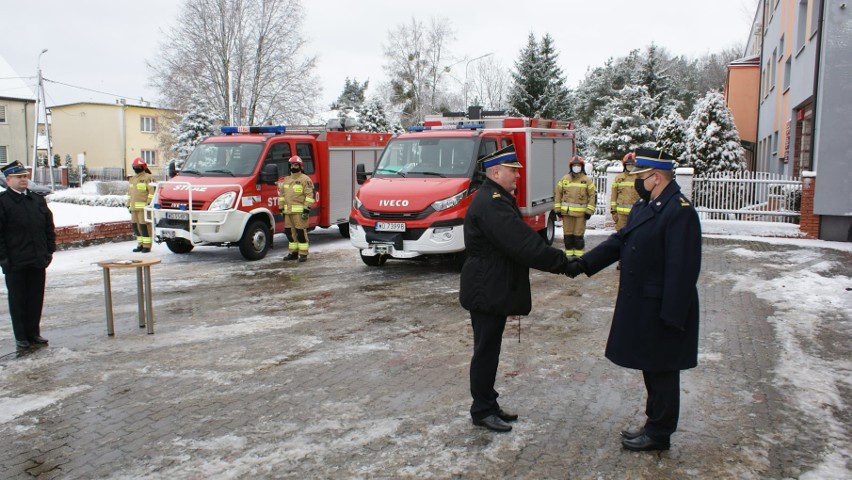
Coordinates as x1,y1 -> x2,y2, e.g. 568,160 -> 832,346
298,255 -> 307,263
283,252 -> 299,261
563,235 -> 574,256
132,245 -> 144,252
575,236 -> 585,256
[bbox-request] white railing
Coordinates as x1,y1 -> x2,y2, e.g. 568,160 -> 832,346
691,171 -> 800,223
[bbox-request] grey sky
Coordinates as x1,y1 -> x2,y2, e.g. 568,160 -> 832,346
1,0 -> 757,110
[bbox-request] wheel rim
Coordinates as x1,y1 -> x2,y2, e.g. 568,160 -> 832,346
251,229 -> 267,252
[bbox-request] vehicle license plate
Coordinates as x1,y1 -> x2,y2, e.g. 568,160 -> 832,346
160,230 -> 175,239
375,222 -> 405,232
166,212 -> 189,221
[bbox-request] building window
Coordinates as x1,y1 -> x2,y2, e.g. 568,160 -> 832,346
772,131 -> 779,154
794,104 -> 813,176
770,49 -> 777,90
0,105 -> 6,123
141,150 -> 157,166
783,58 -> 792,90
779,35 -> 785,58
140,116 -> 157,133
796,0 -> 808,51
0,146 -> 7,163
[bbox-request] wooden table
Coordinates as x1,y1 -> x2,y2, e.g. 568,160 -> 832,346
96,258 -> 161,335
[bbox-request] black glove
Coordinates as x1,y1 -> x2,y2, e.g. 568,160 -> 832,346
584,212 -> 592,220
564,257 -> 586,278
300,208 -> 310,220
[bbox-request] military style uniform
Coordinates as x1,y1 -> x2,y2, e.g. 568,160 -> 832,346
554,171 -> 596,256
610,170 -> 639,230
128,170 -> 156,251
460,176 -> 569,424
278,171 -> 315,259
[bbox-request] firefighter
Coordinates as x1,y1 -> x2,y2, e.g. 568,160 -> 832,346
127,157 -> 156,253
554,155 -> 596,256
611,152 -> 640,231
278,156 -> 315,262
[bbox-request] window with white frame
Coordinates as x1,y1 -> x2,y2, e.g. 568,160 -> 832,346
141,150 -> 157,166
0,146 -> 7,163
140,116 -> 157,133
0,105 -> 6,123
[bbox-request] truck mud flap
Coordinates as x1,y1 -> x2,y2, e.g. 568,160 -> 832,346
366,231 -> 403,251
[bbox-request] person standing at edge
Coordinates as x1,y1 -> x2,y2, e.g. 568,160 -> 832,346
554,155 -> 596,256
278,155 -> 315,262
460,144 -> 572,433
127,157 -> 156,253
0,161 -> 56,350
565,148 -> 701,451
611,152 -> 639,231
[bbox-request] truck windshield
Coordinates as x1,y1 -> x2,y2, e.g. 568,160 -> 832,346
180,142 -> 263,177
374,138 -> 476,178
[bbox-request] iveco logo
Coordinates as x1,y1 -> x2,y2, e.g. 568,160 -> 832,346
379,199 -> 409,207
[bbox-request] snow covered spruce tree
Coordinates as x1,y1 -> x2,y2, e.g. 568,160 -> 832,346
586,84 -> 656,163
356,99 -> 404,134
508,33 -> 571,120
171,95 -> 220,167
655,106 -> 687,162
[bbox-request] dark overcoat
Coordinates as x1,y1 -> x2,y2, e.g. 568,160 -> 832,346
459,177 -> 568,316
582,181 -> 701,371
0,190 -> 56,274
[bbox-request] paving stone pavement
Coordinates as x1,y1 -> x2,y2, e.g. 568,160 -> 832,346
0,232 -> 850,479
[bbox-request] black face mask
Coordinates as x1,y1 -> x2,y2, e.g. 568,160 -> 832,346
634,177 -> 653,202
290,166 -> 300,174
133,167 -> 144,174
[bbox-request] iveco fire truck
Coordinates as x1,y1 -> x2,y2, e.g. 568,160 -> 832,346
149,125 -> 391,260
349,108 -> 576,266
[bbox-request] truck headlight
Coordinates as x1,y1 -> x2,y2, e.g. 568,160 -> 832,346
431,191 -> 467,212
353,196 -> 363,209
209,191 -> 237,211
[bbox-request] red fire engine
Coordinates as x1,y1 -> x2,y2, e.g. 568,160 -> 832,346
149,125 -> 391,260
349,108 -> 576,266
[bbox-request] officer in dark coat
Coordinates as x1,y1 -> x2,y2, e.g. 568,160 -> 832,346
0,161 -> 56,350
460,144 -> 571,432
566,148 -> 701,451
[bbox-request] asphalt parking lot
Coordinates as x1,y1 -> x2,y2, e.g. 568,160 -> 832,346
1,230 -> 850,479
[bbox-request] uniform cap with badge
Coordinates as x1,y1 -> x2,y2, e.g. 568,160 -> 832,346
630,148 -> 676,175
1,160 -> 28,177
480,144 -> 522,169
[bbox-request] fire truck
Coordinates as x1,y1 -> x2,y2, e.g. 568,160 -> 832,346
349,108 -> 576,266
149,125 -> 391,260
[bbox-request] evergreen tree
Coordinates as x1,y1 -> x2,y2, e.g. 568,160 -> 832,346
332,77 -> 369,110
683,91 -> 746,176
171,94 -> 220,164
587,84 -> 656,161
655,107 -> 687,161
508,33 -> 571,119
355,99 -> 403,134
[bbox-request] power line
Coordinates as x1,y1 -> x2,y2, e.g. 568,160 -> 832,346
43,77 -> 148,104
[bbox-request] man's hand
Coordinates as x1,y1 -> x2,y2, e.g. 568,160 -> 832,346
584,212 -> 592,220
564,257 -> 586,278
300,209 -> 310,220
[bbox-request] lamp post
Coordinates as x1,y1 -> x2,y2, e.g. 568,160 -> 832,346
31,49 -> 48,178
463,52 -> 493,108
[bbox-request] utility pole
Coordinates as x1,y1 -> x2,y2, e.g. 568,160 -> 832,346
30,49 -> 55,191
464,53 -> 493,109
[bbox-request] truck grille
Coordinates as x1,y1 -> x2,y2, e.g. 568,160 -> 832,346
358,206 -> 434,220
159,199 -> 206,210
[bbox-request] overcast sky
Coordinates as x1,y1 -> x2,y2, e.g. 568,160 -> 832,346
1,0 -> 757,111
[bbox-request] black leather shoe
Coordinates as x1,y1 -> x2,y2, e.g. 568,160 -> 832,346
622,433 -> 670,451
496,408 -> 518,422
140,247 -> 151,253
15,340 -> 31,349
30,336 -> 49,345
472,414 -> 512,432
621,427 -> 645,440
283,253 -> 299,261
132,245 -> 144,252
298,255 -> 307,263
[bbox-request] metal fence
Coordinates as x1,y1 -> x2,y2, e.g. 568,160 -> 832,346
691,171 -> 801,223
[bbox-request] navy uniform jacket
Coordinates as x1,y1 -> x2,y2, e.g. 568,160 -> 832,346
0,189 -> 56,274
582,181 -> 701,372
459,177 -> 568,316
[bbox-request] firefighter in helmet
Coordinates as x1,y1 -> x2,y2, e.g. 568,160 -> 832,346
611,152 -> 640,231
278,156 -> 315,262
554,155 -> 596,256
127,157 -> 156,252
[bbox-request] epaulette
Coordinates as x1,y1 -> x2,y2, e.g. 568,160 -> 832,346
679,196 -> 691,207
492,192 -> 501,199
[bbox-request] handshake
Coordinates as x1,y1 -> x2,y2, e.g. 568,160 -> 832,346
564,257 -> 586,278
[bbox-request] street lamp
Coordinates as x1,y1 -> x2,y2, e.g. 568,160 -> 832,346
464,52 -> 493,108
31,49 -> 48,177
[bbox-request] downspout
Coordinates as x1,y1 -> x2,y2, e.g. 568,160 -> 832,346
809,0 -> 825,174
755,3 -> 765,173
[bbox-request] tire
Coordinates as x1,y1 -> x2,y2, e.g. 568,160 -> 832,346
165,239 -> 194,254
239,219 -> 271,260
360,251 -> 387,266
338,222 -> 350,239
539,211 -> 556,246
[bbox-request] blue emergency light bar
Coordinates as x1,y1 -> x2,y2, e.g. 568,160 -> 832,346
407,123 -> 484,132
221,125 -> 286,135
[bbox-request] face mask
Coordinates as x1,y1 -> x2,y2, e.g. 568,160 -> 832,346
625,164 -> 635,172
571,166 -> 582,174
290,166 -> 300,173
133,167 -> 144,174
634,176 -> 653,202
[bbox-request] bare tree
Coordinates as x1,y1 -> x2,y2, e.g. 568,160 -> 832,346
467,56 -> 510,111
149,0 -> 319,125
382,17 -> 455,126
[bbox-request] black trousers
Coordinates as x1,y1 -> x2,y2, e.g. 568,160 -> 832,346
5,267 -> 47,342
642,370 -> 680,439
469,311 -> 507,420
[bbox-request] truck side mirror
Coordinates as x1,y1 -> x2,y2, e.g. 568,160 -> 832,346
356,163 -> 369,185
168,160 -> 177,178
260,164 -> 279,185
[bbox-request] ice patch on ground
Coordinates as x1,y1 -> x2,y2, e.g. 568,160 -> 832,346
0,385 -> 90,423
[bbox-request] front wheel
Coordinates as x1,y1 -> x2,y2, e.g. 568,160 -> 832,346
338,222 -> 350,239
539,211 -> 556,246
360,251 -> 387,266
239,220 -> 271,260
165,239 -> 194,254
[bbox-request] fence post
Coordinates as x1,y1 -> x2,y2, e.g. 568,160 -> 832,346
800,171 -> 819,239
676,167 -> 695,201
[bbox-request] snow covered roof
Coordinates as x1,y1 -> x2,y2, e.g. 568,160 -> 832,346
0,54 -> 36,101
